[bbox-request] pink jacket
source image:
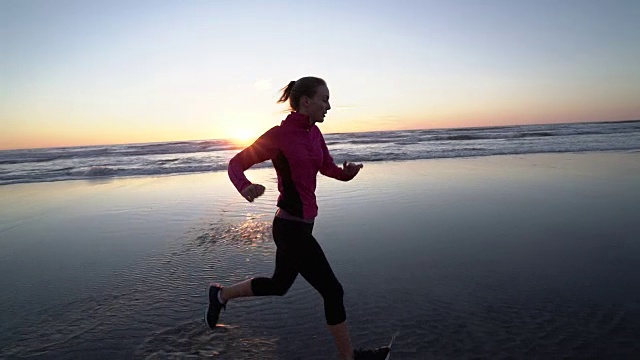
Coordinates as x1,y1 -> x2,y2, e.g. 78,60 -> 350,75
228,112 -> 354,219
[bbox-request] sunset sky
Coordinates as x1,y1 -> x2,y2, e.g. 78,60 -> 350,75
2,0 -> 639,150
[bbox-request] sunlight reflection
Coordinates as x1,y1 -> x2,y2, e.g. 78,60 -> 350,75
194,214 -> 273,250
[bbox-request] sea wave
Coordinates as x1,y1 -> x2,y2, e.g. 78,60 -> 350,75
0,140 -> 243,166
0,162 -> 275,185
1,120 -> 638,185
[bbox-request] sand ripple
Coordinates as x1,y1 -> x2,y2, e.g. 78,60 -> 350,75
134,322 -> 279,359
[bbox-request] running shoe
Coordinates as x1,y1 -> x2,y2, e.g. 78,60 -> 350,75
353,346 -> 391,360
204,283 -> 226,329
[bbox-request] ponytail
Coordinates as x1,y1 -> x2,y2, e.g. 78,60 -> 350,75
277,80 -> 296,104
277,76 -> 326,112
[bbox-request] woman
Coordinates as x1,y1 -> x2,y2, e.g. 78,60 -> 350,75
206,77 -> 385,360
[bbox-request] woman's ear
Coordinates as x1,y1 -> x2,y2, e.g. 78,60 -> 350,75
300,95 -> 310,109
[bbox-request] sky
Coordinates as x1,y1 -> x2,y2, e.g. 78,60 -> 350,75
1,0 -> 639,150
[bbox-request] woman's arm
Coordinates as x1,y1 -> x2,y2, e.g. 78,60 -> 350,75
228,127 -> 279,194
319,133 -> 362,181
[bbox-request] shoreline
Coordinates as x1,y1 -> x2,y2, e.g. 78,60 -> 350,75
1,149 -> 638,188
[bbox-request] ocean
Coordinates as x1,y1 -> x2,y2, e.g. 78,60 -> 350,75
1,120 -> 639,186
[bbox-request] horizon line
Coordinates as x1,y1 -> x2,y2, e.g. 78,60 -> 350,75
1,118 -> 638,152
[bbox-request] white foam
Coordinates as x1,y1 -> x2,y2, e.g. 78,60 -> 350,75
1,121 -> 638,185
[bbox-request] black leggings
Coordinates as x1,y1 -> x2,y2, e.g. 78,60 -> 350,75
251,217 -> 346,325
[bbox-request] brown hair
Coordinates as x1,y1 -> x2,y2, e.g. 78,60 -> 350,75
277,76 -> 326,112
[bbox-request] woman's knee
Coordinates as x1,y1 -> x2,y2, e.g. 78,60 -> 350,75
324,283 -> 346,325
272,283 -> 290,296
323,281 -> 344,302
251,277 -> 291,296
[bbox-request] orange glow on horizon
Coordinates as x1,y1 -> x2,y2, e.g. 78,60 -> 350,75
228,128 -> 260,147
2,110 -> 638,151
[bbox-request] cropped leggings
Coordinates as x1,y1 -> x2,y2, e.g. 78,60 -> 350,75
250,217 -> 346,325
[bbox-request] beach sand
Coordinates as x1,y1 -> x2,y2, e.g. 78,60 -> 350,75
1,152 -> 639,359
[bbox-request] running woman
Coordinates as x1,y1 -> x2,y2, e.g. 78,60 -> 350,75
205,77 -> 388,359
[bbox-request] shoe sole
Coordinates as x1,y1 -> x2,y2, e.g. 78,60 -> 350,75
204,284 -> 213,328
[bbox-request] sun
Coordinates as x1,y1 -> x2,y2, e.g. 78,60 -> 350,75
229,128 -> 258,146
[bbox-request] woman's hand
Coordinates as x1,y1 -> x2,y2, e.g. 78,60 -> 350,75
241,184 -> 266,202
343,161 -> 363,180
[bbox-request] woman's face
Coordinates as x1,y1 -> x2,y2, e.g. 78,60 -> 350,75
303,85 -> 331,123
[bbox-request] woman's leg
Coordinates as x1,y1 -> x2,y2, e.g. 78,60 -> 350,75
220,246 -> 298,302
296,233 -> 353,359
220,217 -> 299,303
329,321 -> 354,360
218,278 -> 253,303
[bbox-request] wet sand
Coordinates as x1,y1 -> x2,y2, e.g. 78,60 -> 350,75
1,152 -> 639,359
